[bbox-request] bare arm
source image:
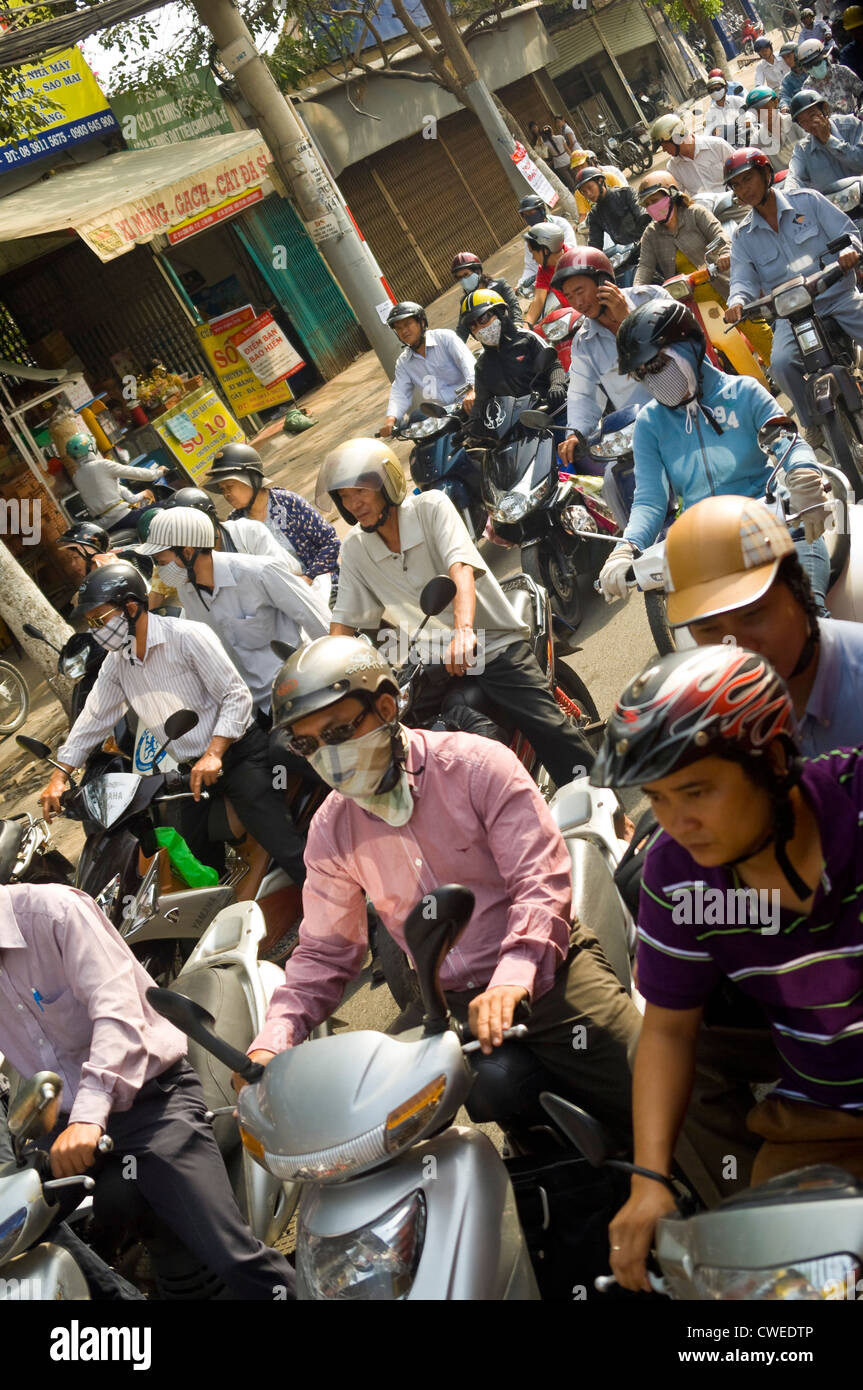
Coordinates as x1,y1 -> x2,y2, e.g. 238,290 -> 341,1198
444,560 -> 478,676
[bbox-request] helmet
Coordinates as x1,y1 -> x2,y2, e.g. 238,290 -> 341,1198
779,40 -> 798,56
518,194 -> 546,215
723,145 -> 774,188
204,443 -> 271,497
271,635 -> 398,730
57,521 -> 110,554
708,67 -> 724,77
589,645 -> 796,790
167,487 -> 218,521
136,506 -> 161,542
801,6 -> 815,18
523,220 -> 566,254
745,85 -> 777,108
76,560 -> 149,614
797,37 -> 826,66
844,5 -> 863,30
707,75 -> 727,91
571,165 -> 607,194
550,246 -> 614,290
650,113 -> 686,149
636,170 -> 683,204
754,35 -> 772,51
315,438 -> 407,527
616,300 -> 704,375
790,86 -> 829,119
136,506 -> 217,555
460,287 -> 508,328
663,494 -> 795,628
569,147 -> 594,168
451,251 -> 482,276
65,432 -> 97,462
386,300 -> 428,331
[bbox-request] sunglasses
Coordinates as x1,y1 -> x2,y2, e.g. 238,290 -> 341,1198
632,352 -> 671,381
286,706 -> 370,757
85,608 -> 122,630
473,310 -> 496,327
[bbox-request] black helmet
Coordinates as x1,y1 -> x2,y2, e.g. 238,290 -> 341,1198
386,301 -> 428,331
616,300 -> 705,375
167,487 -> 218,521
519,194 -> 546,214
76,560 -> 148,613
572,164 -> 607,193
789,87 -> 829,121
57,521 -> 110,555
203,443 -> 270,499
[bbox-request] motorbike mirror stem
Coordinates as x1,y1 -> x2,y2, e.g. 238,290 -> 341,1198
22,623 -> 60,653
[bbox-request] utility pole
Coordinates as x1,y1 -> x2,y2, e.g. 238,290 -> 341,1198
0,541 -> 73,713
192,0 -> 399,374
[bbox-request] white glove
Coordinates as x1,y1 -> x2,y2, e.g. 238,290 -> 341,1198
598,543 -> 635,603
786,467 -> 829,543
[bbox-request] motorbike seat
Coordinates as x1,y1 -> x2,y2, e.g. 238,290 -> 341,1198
0,820 -> 26,884
502,584 -> 535,633
466,1041 -> 557,1126
173,962 -> 255,1158
567,838 -> 632,991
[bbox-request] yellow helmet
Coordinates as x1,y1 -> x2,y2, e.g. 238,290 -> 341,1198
664,495 -> 794,628
315,438 -> 407,527
569,147 -> 595,168
459,287 -> 508,328
844,3 -> 863,27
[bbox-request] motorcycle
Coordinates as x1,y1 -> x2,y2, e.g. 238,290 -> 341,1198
693,167 -> 788,227
0,810 -> 75,889
390,397 -> 487,541
149,873 -> 637,1302
535,305 -> 582,372
739,14 -> 765,54
661,258 -> 771,385
823,175 -> 863,229
606,240 -> 642,288
475,393 -> 620,625
735,237 -> 863,489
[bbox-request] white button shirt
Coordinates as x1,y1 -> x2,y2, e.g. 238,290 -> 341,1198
173,552 -> 330,711
73,454 -> 165,526
755,54 -> 791,96
668,134 -> 735,195
387,328 -> 477,419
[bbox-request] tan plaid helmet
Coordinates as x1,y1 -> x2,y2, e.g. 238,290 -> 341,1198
664,494 -> 794,628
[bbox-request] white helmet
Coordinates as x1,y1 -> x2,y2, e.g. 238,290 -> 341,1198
136,506 -> 217,555
797,38 -> 826,66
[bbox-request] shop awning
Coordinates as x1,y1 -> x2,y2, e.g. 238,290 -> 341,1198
0,130 -> 275,263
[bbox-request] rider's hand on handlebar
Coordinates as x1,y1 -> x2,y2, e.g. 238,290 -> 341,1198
232,1049 -> 276,1093
40,771 -> 69,821
462,387 -> 475,414
608,1178 -> 678,1293
468,985 -> 529,1055
839,247 -> 860,272
189,751 -> 223,801
715,251 -> 731,273
445,625 -> 477,677
380,417 -> 396,439
559,432 -> 586,467
723,303 -> 743,325
598,543 -> 635,603
49,1122 -> 103,1179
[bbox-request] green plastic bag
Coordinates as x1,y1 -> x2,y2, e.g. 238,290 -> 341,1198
153,827 -> 219,888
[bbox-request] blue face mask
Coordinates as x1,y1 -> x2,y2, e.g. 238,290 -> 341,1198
459,271 -> 480,293
810,60 -> 828,79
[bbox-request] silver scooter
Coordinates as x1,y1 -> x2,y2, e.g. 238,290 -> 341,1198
149,886 -> 554,1301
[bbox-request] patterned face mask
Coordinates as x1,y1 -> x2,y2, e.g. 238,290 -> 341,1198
90,614 -> 130,651
475,318 -> 503,347
309,724 -> 414,825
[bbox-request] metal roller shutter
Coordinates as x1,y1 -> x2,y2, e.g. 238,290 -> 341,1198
0,242 -> 209,381
545,20 -> 605,78
597,0 -> 657,55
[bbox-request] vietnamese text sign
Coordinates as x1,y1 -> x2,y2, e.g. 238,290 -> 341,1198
168,187 -> 263,245
196,308 -> 293,417
230,312 -> 305,387
152,386 -> 245,483
511,142 -> 558,207
0,24 -> 119,172
110,68 -> 233,150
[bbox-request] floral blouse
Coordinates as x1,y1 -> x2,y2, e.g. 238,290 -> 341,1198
229,487 -> 340,579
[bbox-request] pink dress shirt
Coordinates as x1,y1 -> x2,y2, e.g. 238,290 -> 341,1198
0,883 -> 185,1129
252,728 -> 573,1052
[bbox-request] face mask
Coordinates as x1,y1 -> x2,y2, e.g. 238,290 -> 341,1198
460,272 -> 480,293
475,318 -> 503,347
641,347 -> 699,426
157,560 -> 187,587
91,614 -> 131,652
810,61 -> 828,79
647,195 -> 672,222
309,723 -> 414,826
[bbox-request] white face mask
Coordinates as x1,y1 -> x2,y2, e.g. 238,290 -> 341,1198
460,272 -> 480,293
158,560 -> 187,587
309,724 -> 414,826
475,318 -> 503,347
91,614 -> 130,652
641,347 -> 700,431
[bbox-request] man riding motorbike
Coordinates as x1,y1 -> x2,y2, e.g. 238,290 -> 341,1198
797,37 -> 862,114
235,635 -> 640,1146
314,439 -> 596,787
722,146 -> 863,447
517,194 -> 576,292
593,644 -> 863,1289
522,221 -> 571,325
569,149 -> 628,224
451,251 -> 522,341
786,87 -> 863,188
660,492 -> 863,755
39,560 -> 311,885
572,166 -> 650,284
380,301 -> 476,439
779,40 -> 807,103
839,3 -> 863,81
754,35 -> 792,96
650,114 -> 734,196
551,247 -> 674,468
597,301 -> 830,609
704,74 -> 746,145
742,85 -> 798,169
65,432 -> 167,532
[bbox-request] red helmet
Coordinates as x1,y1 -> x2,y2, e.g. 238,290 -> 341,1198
708,67 -> 724,78
551,247 -> 614,290
451,251 -> 482,276
723,146 -> 774,188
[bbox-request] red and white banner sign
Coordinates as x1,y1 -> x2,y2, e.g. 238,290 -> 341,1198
511,142 -> 558,207
229,311 -> 305,386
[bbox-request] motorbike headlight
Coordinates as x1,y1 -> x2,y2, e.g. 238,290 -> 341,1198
590,426 -> 636,460
59,651 -> 89,679
691,1254 -> 861,1301
544,318 -> 571,342
774,284 -> 812,316
663,278 -> 691,302
530,473 -> 555,503
297,1191 -> 426,1300
831,182 -> 861,210
493,491 -> 529,522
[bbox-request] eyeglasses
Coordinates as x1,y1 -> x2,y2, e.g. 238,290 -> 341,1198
286,706 -> 370,757
85,608 -> 121,630
473,310 -> 496,327
632,352 -> 670,381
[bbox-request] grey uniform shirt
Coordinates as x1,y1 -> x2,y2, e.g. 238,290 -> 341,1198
73,454 -> 165,527
332,489 -> 528,664
173,551 -> 330,711
786,113 -> 863,191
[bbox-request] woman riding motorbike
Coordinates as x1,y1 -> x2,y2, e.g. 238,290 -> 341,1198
451,252 -> 522,341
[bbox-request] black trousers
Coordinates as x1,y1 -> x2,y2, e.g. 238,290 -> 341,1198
178,723 -> 309,883
54,1062 -> 295,1300
474,642 -> 595,787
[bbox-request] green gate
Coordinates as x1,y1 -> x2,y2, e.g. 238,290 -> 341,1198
236,195 -> 368,380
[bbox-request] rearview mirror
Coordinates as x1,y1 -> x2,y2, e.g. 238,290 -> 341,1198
8,1071 -> 63,1141
15,735 -> 52,761
539,1093 -> 614,1166
146,988 -> 264,1082
403,885 -> 475,1035
270,640 -> 297,662
757,417 -> 798,454
520,409 -> 553,430
164,709 -> 198,742
420,401 -> 448,419
419,575 -> 457,618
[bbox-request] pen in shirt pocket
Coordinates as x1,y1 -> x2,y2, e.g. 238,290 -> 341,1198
32,988 -> 44,1012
